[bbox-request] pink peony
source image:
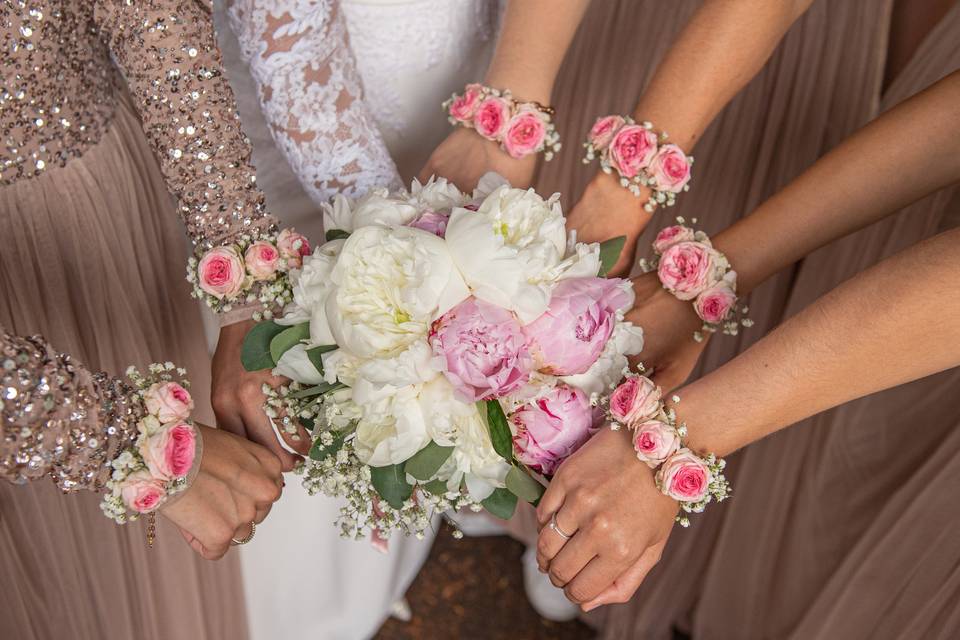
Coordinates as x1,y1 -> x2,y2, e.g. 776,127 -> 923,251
648,144 -> 692,193
631,420 -> 680,468
652,225 -> 696,254
120,470 -> 167,513
502,108 -> 548,158
656,449 -> 711,502
139,422 -> 197,480
408,210 -> 450,238
693,279 -> 737,324
429,297 -> 533,402
609,376 -> 661,426
588,115 -> 626,150
244,241 -> 280,281
143,381 -> 194,423
473,97 -> 512,140
197,246 -> 246,299
609,124 -> 658,178
449,83 -> 484,122
276,228 -> 312,269
523,277 -> 632,376
657,241 -> 721,300
511,384 -> 602,476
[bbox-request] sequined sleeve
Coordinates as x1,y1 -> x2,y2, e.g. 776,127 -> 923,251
1,327 -> 142,492
92,0 -> 278,249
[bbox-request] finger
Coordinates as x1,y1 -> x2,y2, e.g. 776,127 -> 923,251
240,406 -> 300,471
535,475 -> 567,529
536,508 -> 579,572
546,528 -> 597,589
581,543 -> 663,611
563,549 -> 638,605
214,405 -> 248,440
233,521 -> 254,541
254,504 -> 272,524
244,438 -> 285,480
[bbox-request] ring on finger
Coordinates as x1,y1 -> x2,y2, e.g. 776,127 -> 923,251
549,512 -> 574,540
231,521 -> 257,546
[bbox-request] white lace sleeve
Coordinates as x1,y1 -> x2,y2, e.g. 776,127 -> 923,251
226,0 -> 402,204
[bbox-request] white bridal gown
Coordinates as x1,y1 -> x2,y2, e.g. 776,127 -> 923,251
213,1 -> 500,638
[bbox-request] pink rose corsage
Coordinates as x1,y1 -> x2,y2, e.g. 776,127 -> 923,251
187,227 -> 312,320
639,219 -> 753,341
583,115 -> 693,212
100,363 -> 202,526
607,375 -> 730,527
443,84 -> 561,161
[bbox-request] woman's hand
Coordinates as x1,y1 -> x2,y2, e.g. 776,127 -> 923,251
565,174 -> 653,278
627,272 -> 709,392
417,127 -> 537,192
161,425 -> 284,560
211,319 -> 310,471
535,427 -> 677,610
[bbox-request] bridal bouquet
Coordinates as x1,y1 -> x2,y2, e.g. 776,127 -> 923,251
242,175 -> 643,540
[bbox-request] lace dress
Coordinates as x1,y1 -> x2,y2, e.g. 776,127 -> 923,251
0,1 -> 285,637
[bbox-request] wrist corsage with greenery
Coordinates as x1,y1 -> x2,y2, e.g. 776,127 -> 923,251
444,83 -> 561,160
187,227 -> 312,320
583,115 -> 693,211
639,219 -> 752,341
607,374 -> 730,527
100,364 -> 202,525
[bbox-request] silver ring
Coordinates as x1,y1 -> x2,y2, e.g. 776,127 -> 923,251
231,521 -> 256,546
549,513 -> 573,540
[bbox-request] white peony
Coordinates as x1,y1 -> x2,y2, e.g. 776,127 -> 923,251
562,321 -> 644,398
445,185 -> 568,323
322,189 -> 419,234
273,344 -> 325,385
276,239 -> 344,346
326,225 -> 470,360
353,385 -> 430,467
406,176 -> 468,211
472,172 -> 511,202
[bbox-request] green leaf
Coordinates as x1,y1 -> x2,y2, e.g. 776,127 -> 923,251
241,321 -> 287,371
299,416 -> 315,432
306,345 -> 337,376
421,478 -> 449,496
326,229 -> 351,242
309,431 -> 345,461
289,381 -> 345,399
598,236 -> 627,277
483,400 -> 514,461
481,488 -> 518,520
505,466 -> 545,504
370,464 -> 413,510
269,323 -> 311,364
404,442 -> 454,481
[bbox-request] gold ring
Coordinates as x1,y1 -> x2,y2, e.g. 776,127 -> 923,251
231,521 -> 256,546
549,513 -> 573,540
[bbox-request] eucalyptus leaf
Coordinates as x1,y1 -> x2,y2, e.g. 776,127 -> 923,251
598,236 -> 627,277
505,465 -> 545,504
326,229 -> 351,242
484,399 -> 514,462
370,464 -> 413,509
405,442 -> 455,481
289,381 -> 345,399
306,345 -> 337,376
309,431 -> 345,461
269,323 -> 311,364
240,321 -> 286,371
421,478 -> 449,497
481,487 -> 518,520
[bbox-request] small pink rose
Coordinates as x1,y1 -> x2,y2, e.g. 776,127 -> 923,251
120,470 -> 167,513
648,144 -> 692,193
429,297 -> 533,402
502,108 -> 548,158
408,210 -> 450,238
276,228 -> 312,269
656,449 -> 711,502
449,84 -> 484,122
512,384 -> 602,476
631,420 -> 680,468
197,246 -> 245,299
609,376 -> 661,426
523,277 -> 633,376
139,421 -> 196,480
609,124 -> 658,178
693,280 -> 737,324
657,241 -> 721,300
652,225 -> 696,254
473,97 -> 512,140
244,241 -> 280,281
588,115 -> 625,150
143,381 -> 194,423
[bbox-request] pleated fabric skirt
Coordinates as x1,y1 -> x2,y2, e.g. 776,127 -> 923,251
0,93 -> 249,640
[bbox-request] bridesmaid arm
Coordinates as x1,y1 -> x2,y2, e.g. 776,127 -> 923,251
0,327 -> 141,491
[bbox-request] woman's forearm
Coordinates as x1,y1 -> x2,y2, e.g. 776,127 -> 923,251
679,226 -> 960,456
713,71 -> 960,294
483,0 -> 591,104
